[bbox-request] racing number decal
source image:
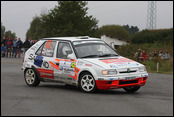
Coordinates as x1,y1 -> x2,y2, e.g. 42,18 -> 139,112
45,40 -> 52,49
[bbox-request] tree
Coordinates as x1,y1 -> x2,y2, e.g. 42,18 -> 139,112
1,22 -> 5,42
123,24 -> 139,36
27,1 -> 98,39
4,30 -> 16,39
131,28 -> 173,44
26,16 -> 43,40
95,25 -> 131,40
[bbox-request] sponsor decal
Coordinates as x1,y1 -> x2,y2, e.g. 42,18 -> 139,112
42,49 -> 54,56
68,67 -> 80,80
40,72 -> 52,77
110,62 -> 139,69
71,62 -> 75,68
28,54 -> 35,60
109,78 -> 114,80
43,61 -> 49,68
30,46 -> 37,51
59,66 -> 63,71
37,68 -> 54,79
110,65 -> 119,69
73,41 -> 104,45
34,55 -> 43,67
49,58 -> 79,80
77,61 -> 83,66
85,64 -> 92,67
100,58 -> 134,64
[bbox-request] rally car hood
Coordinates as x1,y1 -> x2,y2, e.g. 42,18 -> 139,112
83,56 -> 142,69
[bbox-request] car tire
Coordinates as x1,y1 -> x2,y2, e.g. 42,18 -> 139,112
79,72 -> 97,93
123,86 -> 141,93
24,68 -> 40,86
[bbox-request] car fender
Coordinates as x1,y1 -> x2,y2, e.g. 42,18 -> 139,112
76,63 -> 102,82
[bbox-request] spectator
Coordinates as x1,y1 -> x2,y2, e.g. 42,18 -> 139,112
22,38 -> 30,53
9,38 -> 14,57
148,51 -> 153,60
1,37 -> 6,46
1,44 -> 6,57
134,51 -> 138,59
159,49 -> 163,57
29,37 -> 33,47
17,38 -> 23,58
12,38 -> 18,57
31,40 -> 36,46
6,38 -> 13,57
161,52 -> 166,60
137,49 -> 142,62
153,51 -> 158,57
142,51 -> 147,62
165,52 -> 170,59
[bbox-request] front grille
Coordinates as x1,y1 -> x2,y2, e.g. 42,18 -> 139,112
119,80 -> 138,85
119,70 -> 137,74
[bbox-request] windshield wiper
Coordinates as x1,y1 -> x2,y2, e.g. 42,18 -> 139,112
99,54 -> 119,57
80,55 -> 99,58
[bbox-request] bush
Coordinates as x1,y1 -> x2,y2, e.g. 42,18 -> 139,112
131,28 -> 173,44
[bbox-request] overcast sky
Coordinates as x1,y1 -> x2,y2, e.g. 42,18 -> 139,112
1,1 -> 173,42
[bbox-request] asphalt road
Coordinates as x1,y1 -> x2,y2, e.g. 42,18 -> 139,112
1,58 -> 173,116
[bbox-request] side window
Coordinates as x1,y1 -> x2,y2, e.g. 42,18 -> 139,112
35,42 -> 45,55
35,40 -> 56,57
57,42 -> 73,59
41,41 -> 56,57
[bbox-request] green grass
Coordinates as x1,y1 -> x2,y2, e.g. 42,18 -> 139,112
141,59 -> 173,74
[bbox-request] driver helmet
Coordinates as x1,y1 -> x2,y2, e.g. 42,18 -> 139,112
62,45 -> 71,55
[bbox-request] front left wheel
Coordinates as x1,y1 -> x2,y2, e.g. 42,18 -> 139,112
24,68 -> 40,86
79,72 -> 97,93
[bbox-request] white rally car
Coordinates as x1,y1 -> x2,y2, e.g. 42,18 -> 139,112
22,36 -> 148,93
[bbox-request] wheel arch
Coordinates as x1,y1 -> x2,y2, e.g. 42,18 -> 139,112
24,66 -> 42,81
77,70 -> 95,87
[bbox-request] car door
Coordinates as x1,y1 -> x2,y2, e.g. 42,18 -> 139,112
53,41 -> 77,84
34,40 -> 57,80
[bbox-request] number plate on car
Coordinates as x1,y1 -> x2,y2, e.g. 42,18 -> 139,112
125,76 -> 136,80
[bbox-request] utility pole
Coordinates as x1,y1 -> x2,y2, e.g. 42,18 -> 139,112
146,1 -> 157,30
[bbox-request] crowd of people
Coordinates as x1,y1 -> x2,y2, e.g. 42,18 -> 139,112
134,48 -> 171,62
1,36 -> 37,58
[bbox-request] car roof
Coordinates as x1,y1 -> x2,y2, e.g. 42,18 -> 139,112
41,36 -> 102,42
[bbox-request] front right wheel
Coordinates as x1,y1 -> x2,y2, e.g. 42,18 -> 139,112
79,72 -> 97,93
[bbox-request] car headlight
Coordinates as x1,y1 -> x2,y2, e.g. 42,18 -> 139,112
102,69 -> 117,75
139,66 -> 147,72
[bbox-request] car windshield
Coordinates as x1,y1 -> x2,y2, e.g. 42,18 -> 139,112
73,41 -> 119,58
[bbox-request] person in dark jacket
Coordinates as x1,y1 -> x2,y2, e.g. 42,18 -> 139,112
1,37 -> 6,46
17,38 -> 23,58
22,38 -> 30,53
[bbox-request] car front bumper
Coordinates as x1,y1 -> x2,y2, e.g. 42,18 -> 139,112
95,76 -> 148,90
